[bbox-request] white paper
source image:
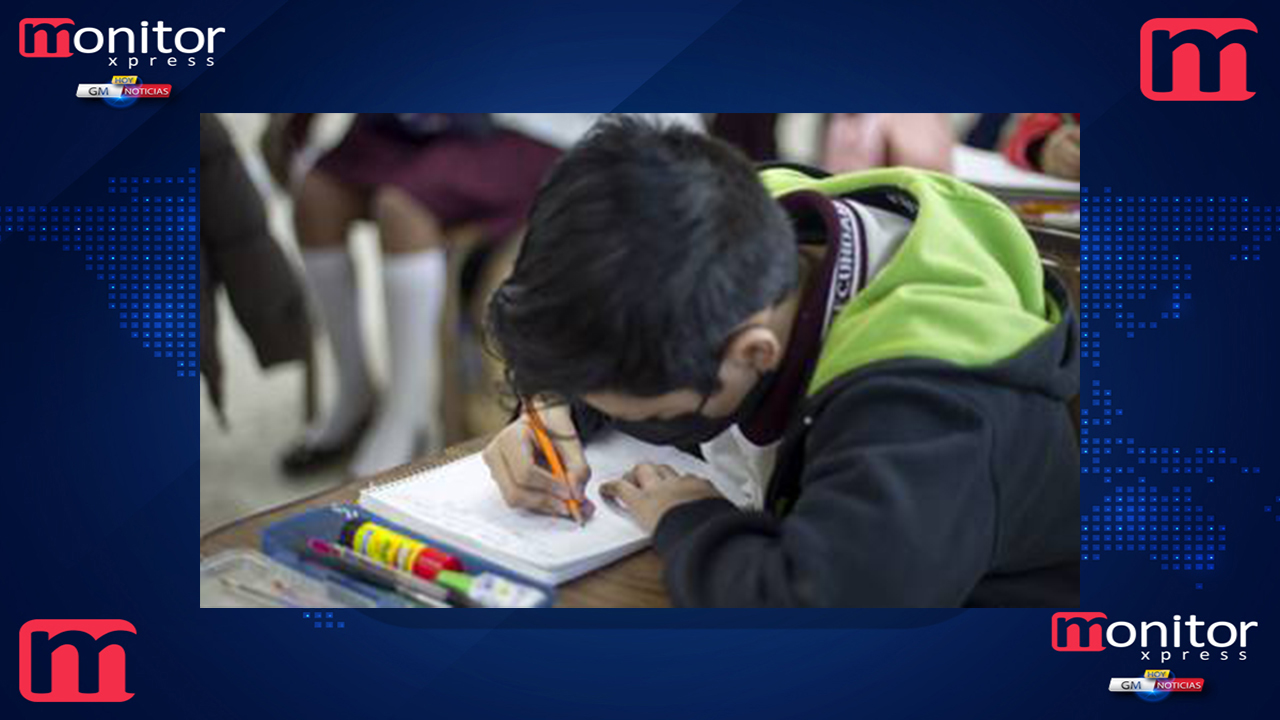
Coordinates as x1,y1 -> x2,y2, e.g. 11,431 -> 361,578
359,433 -> 744,584
951,144 -> 1080,194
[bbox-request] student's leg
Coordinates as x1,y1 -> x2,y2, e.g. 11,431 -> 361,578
286,169 -> 374,470
348,185 -> 446,476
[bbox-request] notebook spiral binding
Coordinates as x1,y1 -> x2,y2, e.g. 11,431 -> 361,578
358,442 -> 484,497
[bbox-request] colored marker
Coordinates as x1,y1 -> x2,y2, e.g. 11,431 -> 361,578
304,538 -> 463,608
337,519 -> 463,580
435,570 -> 547,608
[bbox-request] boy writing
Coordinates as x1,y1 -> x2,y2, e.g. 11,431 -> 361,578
482,117 -> 1079,607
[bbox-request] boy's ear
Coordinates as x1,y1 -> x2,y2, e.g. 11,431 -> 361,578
724,326 -> 783,373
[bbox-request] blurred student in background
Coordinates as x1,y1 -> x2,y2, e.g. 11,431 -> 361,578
262,113 -> 702,478
710,113 -> 953,173
200,113 -> 312,425
1004,113 -> 1080,180
262,114 -> 583,477
822,113 -> 953,174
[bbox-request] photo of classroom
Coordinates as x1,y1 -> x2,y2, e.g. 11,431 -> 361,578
199,113 -> 1081,608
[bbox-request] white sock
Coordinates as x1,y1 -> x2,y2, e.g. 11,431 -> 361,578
302,249 -> 374,447
350,249 -> 445,476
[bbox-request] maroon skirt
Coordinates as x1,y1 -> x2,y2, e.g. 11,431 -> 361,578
314,115 -> 561,242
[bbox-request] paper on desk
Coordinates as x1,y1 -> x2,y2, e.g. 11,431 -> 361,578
359,433 -> 746,585
952,144 -> 1080,195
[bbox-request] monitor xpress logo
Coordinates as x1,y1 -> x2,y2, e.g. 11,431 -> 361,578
1140,18 -> 1257,100
19,18 -> 223,67
18,17 -> 74,56
1052,612 -> 1258,661
18,620 -> 137,702
1053,611 -> 1109,651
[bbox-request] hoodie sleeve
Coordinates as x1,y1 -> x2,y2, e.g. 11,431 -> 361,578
652,373 -> 996,607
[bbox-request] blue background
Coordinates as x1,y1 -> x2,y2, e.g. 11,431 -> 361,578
3,0 -> 1277,717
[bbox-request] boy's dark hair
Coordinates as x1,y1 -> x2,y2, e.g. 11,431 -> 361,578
487,115 -> 798,401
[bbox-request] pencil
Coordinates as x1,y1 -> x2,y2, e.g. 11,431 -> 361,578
525,403 -> 585,526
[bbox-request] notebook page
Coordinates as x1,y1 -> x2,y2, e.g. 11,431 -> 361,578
360,433 -> 744,574
951,144 -> 1080,193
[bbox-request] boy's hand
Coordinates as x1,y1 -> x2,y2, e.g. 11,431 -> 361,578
601,463 -> 724,534
482,403 -> 595,520
1039,124 -> 1080,180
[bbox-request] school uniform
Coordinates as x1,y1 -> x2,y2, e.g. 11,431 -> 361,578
304,113 -> 706,244
307,113 -> 563,244
588,165 -> 1080,607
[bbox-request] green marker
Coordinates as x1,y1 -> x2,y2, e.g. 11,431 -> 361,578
435,570 -> 546,608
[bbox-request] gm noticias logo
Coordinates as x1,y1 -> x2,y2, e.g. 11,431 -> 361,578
76,75 -> 172,107
1140,18 -> 1257,101
18,620 -> 136,702
1108,671 -> 1205,697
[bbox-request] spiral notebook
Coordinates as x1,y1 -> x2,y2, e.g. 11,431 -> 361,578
358,433 -> 746,586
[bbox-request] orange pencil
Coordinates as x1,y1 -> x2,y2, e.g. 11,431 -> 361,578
525,404 -> 585,526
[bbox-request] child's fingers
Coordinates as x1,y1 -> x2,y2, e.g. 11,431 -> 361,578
533,403 -> 592,500
485,437 -> 527,499
654,464 -> 678,481
521,425 -> 587,490
560,445 -> 592,501
630,463 -> 676,488
519,427 -> 564,486
485,420 -> 581,519
525,465 -> 574,499
494,463 -> 568,516
520,484 -> 587,520
519,452 -> 596,516
631,464 -> 658,488
525,490 -> 573,518
601,480 -> 640,509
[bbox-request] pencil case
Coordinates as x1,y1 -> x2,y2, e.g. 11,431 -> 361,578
260,504 -> 556,608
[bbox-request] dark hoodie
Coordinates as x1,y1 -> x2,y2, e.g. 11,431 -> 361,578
649,167 -> 1080,607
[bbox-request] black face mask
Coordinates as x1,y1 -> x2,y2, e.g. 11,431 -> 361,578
607,370 -> 776,447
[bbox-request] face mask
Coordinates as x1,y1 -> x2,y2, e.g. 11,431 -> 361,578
608,369 -> 776,447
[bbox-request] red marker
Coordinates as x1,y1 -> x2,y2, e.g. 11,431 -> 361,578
303,539 -> 463,608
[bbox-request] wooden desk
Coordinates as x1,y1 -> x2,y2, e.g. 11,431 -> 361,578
199,437 -> 671,608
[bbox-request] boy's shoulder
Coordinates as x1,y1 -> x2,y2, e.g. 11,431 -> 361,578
811,271 -> 1078,415
759,162 -> 1009,216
